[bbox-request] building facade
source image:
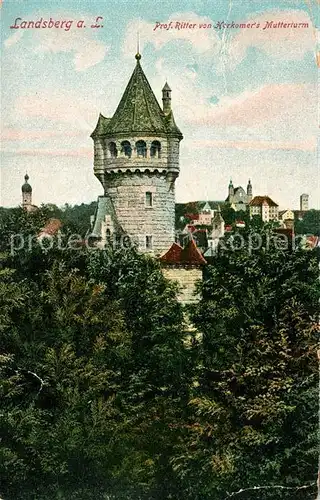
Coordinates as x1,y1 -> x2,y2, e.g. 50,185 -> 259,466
249,195 -> 279,222
225,179 -> 252,211
279,209 -> 294,222
90,53 -> 183,256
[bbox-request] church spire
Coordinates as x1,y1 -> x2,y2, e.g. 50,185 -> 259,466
247,178 -> 252,201
22,172 -> 32,211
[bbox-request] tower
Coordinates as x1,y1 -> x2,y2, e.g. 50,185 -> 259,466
90,53 -> 183,255
21,173 -> 32,211
228,179 -> 234,201
300,193 -> 309,211
247,179 -> 252,202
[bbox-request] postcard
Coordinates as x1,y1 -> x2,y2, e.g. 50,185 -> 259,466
0,1 -> 319,499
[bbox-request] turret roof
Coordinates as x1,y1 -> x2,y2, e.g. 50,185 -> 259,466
91,56 -> 182,138
159,239 -> 207,265
22,173 -> 32,193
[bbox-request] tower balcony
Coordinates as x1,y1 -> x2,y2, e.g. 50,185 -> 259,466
94,156 -> 178,177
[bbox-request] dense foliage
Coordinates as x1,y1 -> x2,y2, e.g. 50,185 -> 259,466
0,207 -> 319,500
295,209 -> 320,236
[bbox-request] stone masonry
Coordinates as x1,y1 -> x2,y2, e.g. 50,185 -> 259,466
162,266 -> 203,303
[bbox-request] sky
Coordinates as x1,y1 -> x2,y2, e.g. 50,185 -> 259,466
1,0 -> 319,210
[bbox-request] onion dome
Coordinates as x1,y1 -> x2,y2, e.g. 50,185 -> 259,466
22,173 -> 32,193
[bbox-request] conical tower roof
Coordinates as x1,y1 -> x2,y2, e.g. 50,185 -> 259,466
106,54 -> 167,135
91,54 -> 182,139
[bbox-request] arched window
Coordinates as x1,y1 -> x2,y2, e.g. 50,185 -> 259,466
136,140 -> 147,158
150,140 -> 161,158
108,142 -> 118,158
121,140 -> 132,158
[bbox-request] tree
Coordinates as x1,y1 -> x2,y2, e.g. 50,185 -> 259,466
88,248 -> 193,499
221,204 -> 236,225
0,257 -> 134,499
0,244 -> 192,499
176,224 -> 319,499
295,210 -> 320,236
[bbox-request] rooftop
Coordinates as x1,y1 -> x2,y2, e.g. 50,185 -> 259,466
249,195 -> 278,207
159,239 -> 207,265
91,55 -> 182,138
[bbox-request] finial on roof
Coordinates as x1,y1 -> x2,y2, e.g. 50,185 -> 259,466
25,173 -> 29,182
135,31 -> 141,60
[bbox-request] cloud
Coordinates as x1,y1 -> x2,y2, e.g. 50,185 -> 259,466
180,83 -> 317,143
224,9 -> 315,71
4,12 -> 109,71
1,128 -> 86,141
122,13 -> 221,57
4,30 -> 24,47
191,138 -> 316,152
1,147 -> 91,158
33,27 -> 108,71
14,89 -> 99,131
122,9 -> 315,70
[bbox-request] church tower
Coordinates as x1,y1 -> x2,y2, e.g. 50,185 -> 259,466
90,53 -> 183,255
21,173 -> 32,211
228,179 -> 234,201
247,179 -> 252,202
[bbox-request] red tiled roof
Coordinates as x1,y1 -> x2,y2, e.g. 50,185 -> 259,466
185,213 -> 199,221
159,242 -> 183,263
180,239 -> 207,265
159,239 -> 207,265
39,218 -> 62,236
249,196 -> 278,207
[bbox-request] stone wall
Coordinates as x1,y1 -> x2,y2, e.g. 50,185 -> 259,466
162,266 -> 203,304
106,172 -> 175,256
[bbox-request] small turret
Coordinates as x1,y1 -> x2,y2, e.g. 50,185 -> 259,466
22,173 -> 32,211
162,82 -> 171,115
247,179 -> 252,201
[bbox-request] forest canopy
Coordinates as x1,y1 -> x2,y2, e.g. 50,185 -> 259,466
0,206 -> 319,500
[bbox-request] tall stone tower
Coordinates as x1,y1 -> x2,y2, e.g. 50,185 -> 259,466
247,179 -> 253,202
300,193 -> 309,211
90,53 -> 183,255
21,173 -> 32,211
